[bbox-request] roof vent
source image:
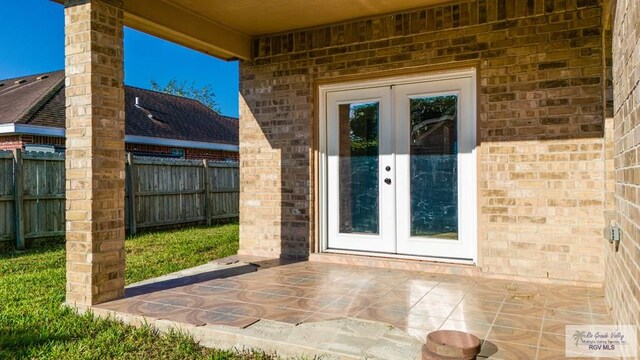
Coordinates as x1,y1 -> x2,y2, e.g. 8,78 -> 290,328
36,75 -> 49,80
135,97 -> 140,106
14,79 -> 26,84
0,83 -> 4,87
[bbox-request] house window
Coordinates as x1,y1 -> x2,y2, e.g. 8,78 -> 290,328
24,144 -> 56,153
171,148 -> 185,158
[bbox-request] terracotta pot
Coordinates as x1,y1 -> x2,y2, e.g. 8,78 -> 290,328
422,330 -> 482,360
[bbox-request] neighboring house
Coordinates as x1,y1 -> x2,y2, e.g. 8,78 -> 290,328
55,0 -> 638,334
0,70 -> 238,160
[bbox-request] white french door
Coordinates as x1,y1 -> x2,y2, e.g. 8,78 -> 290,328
326,87 -> 396,253
323,70 -> 477,261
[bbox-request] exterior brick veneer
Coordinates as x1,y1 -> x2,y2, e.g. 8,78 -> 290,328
0,134 -> 238,161
0,135 -> 68,152
239,0 -> 609,283
124,143 -> 238,161
64,0 -> 126,306
0,136 -> 27,150
606,0 -> 640,338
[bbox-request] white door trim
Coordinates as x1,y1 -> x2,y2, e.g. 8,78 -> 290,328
394,77 -> 477,260
318,68 -> 477,263
325,87 -> 395,253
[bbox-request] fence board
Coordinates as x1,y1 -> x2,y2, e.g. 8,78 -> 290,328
13,149 -> 25,249
0,151 -> 15,242
129,158 -> 238,228
21,151 -> 65,245
208,164 -> 240,219
0,152 -> 239,249
133,160 -> 209,228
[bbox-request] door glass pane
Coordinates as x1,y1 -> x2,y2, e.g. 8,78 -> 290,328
338,102 -> 379,234
410,95 -> 458,239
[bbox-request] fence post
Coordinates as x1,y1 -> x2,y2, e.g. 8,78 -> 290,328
126,153 -> 137,235
203,159 -> 211,226
13,149 -> 25,250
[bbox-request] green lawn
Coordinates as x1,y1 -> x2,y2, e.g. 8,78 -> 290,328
0,223 -> 277,359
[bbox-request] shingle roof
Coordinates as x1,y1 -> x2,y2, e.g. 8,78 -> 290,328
0,70 -> 238,146
0,70 -> 64,125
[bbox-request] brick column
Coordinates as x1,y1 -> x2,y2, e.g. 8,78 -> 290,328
64,0 -> 126,306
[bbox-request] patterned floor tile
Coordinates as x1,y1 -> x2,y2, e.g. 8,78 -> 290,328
260,307 -> 315,324
418,292 -> 461,306
393,278 -> 439,293
535,347 -> 568,360
474,280 -> 516,294
129,301 -> 189,318
541,318 -> 578,335
228,303 -> 273,318
446,307 -> 496,325
456,297 -> 503,312
479,340 -> 538,359
502,291 -> 547,308
538,331 -> 566,350
280,296 -> 334,312
500,302 -> 546,318
544,308 -> 592,323
199,299 -> 251,314
235,290 -> 296,305
97,261 -> 612,342
440,318 -> 491,340
545,298 -> 592,314
466,289 -> 507,303
355,307 -> 407,324
369,296 -> 417,313
195,311 -> 259,328
172,284 -> 243,298
138,292 -> 206,309
492,313 -> 543,332
347,286 -> 394,299
394,314 -> 446,331
486,326 -> 541,348
316,300 -> 368,317
409,300 -> 458,318
547,286 -> 592,301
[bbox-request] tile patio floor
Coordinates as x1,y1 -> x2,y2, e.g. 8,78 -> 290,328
94,259 -> 615,359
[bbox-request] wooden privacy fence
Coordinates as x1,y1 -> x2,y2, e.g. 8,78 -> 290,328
0,150 -> 239,250
0,150 -> 65,250
125,154 -> 239,234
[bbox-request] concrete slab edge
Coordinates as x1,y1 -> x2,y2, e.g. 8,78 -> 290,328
69,304 -> 361,359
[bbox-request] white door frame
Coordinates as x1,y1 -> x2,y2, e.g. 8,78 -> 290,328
326,87 -> 395,253
318,68 -> 478,264
394,78 -> 476,260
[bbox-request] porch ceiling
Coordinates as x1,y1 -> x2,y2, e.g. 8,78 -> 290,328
55,0 -> 450,61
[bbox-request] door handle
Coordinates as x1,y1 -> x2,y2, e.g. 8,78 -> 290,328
384,178 -> 392,185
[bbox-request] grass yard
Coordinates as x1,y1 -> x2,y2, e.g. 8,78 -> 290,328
0,223 -> 277,359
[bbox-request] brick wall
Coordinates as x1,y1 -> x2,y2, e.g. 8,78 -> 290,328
239,0 -> 609,283
606,0 -> 640,337
0,136 -> 23,150
0,135 -> 67,150
0,135 -> 238,160
24,135 -> 66,147
125,143 -> 238,161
